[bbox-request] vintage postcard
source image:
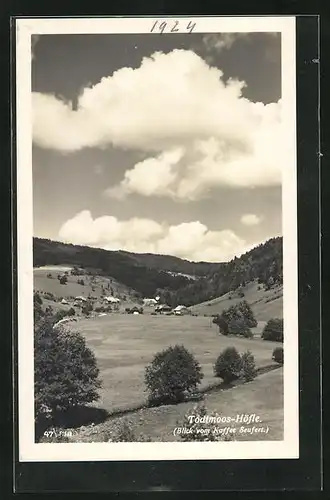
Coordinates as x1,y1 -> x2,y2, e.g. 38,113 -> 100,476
16,16 -> 298,461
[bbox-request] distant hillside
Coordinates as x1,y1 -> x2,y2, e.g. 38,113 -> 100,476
33,236 -> 282,306
160,237 -> 282,307
190,280 -> 283,322
118,250 -> 223,277
33,238 -> 194,299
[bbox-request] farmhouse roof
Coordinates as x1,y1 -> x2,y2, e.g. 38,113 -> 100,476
173,305 -> 187,311
156,304 -> 172,311
104,296 -> 120,302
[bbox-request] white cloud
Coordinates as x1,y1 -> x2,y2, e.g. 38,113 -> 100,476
202,33 -> 250,54
107,148 -> 184,199
33,49 -> 284,198
58,210 -> 248,262
240,213 -> 262,226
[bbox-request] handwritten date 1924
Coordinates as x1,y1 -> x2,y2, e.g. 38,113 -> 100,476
150,20 -> 196,34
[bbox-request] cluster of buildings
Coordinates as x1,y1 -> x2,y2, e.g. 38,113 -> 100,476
70,295 -> 121,307
144,300 -> 191,316
64,294 -> 191,316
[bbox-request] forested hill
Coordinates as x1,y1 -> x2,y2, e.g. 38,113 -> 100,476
33,236 -> 282,306
118,250 -> 223,277
161,237 -> 283,307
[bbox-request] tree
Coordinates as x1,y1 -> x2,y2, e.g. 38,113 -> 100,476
213,301 -> 256,337
59,275 -> 68,285
34,292 -> 44,323
34,318 -> 102,421
82,301 -> 93,316
214,347 -> 242,383
262,318 -> 283,342
145,345 -> 203,405
272,347 -> 284,364
228,318 -> 252,338
34,291 -> 42,306
240,350 -> 257,381
67,307 -> 76,317
212,315 -> 229,335
53,309 -> 70,324
237,300 -> 257,328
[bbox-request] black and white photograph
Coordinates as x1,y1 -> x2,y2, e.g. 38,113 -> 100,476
16,16 -> 298,461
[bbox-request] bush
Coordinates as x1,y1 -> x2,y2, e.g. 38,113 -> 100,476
104,418 -> 151,442
214,347 -> 242,383
228,318 -> 252,338
145,345 -> 204,405
178,404 -> 235,442
34,318 -> 102,422
53,309 -> 69,324
240,350 -> 257,381
82,302 -> 93,316
47,273 -> 53,279
78,279 -> 85,286
59,275 -> 68,285
95,306 -> 105,313
262,318 -> 283,342
243,328 -> 254,339
67,307 -> 76,317
212,315 -> 229,335
237,301 -> 257,328
34,292 -> 43,306
34,292 -> 44,323
214,301 -> 257,336
272,347 -> 284,364
113,420 -> 136,442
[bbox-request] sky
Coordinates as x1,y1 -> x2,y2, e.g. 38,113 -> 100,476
32,31 -> 282,263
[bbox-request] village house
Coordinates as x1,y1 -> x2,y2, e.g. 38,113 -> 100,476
155,304 -> 172,314
74,296 -> 87,306
143,298 -> 158,306
104,296 -> 121,304
173,305 -> 191,315
127,305 -> 144,315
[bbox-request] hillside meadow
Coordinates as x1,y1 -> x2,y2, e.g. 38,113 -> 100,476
191,281 -> 283,321
67,314 -> 280,413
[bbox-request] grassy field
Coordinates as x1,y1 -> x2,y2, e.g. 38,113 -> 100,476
191,281 -> 283,321
68,314 -> 279,413
63,367 -> 283,442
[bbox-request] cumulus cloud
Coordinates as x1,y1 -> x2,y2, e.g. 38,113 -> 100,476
33,49 -> 283,198
107,148 -> 184,199
240,213 -> 262,226
58,210 -> 248,262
